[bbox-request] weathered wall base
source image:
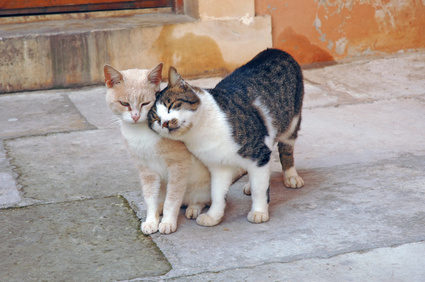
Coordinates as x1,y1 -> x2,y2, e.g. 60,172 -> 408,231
0,13 -> 271,93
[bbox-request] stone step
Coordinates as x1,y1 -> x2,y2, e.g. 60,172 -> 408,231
0,12 -> 271,93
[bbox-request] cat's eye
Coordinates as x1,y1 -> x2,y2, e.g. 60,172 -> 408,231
141,102 -> 151,107
168,101 -> 181,112
119,101 -> 130,107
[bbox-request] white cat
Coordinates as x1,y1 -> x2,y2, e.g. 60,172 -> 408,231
104,63 -> 211,234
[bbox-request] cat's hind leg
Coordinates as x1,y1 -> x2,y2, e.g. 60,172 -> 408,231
278,116 -> 304,189
243,182 -> 251,195
279,142 -> 304,188
183,178 -> 210,219
185,203 -> 206,219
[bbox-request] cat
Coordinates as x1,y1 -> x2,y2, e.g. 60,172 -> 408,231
104,63 -> 212,235
148,48 -> 305,227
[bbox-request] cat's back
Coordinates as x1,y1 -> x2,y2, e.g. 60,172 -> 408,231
203,49 -> 304,160
209,49 -> 303,130
212,48 -> 303,102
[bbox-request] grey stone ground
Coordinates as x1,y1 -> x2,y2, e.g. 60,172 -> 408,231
1,52 -> 424,281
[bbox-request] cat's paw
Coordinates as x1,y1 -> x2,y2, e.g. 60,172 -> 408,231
185,204 -> 203,219
243,182 -> 251,195
284,175 -> 304,189
283,167 -> 304,189
196,213 -> 221,227
141,221 -> 159,235
159,221 -> 177,234
247,211 -> 269,224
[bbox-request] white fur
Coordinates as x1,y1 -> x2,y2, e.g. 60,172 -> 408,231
253,97 -> 277,150
155,90 -> 243,166
153,89 -> 271,226
283,166 -> 304,188
120,121 -> 168,179
278,115 -> 300,146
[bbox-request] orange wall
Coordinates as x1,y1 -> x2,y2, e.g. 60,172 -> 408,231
255,0 -> 425,64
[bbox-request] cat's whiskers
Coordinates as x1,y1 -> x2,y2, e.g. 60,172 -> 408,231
180,123 -> 190,130
179,121 -> 194,132
104,117 -> 121,129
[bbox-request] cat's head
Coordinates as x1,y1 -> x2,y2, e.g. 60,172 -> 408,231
104,63 -> 163,124
149,67 -> 201,138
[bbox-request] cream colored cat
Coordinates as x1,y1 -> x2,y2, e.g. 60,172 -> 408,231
104,63 -> 212,235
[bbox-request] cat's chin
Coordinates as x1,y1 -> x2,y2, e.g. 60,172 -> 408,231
168,126 -> 180,134
158,127 -> 183,139
166,123 -> 192,138
122,118 -> 145,125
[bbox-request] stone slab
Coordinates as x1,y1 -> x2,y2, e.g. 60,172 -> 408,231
303,53 -> 425,103
0,197 -> 171,281
302,81 -> 340,109
0,91 -> 95,139
67,87 -> 114,130
169,242 -> 425,281
0,142 -> 20,208
145,154 -> 425,278
296,98 -> 425,170
4,129 -> 140,202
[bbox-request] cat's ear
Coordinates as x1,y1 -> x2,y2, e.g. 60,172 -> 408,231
104,64 -> 123,88
168,66 -> 184,88
148,63 -> 163,86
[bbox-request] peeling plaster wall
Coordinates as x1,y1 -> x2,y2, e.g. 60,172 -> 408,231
256,0 -> 425,64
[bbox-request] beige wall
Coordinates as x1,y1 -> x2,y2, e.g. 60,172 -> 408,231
256,0 -> 425,64
184,0 -> 255,18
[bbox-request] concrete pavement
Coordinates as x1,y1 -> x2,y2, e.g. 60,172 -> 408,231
1,52 -> 425,281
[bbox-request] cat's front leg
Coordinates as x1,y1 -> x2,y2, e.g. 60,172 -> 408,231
196,166 -> 234,227
142,201 -> 161,235
247,163 -> 271,224
139,169 -> 162,235
159,161 -> 190,234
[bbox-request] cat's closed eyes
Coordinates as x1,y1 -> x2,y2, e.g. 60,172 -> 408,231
104,63 -> 212,234
149,49 -> 305,227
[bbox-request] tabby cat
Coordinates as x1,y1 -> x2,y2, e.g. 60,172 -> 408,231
149,49 -> 304,227
104,63 -> 211,234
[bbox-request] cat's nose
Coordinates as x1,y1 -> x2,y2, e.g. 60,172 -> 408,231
162,121 -> 169,128
131,112 -> 140,122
